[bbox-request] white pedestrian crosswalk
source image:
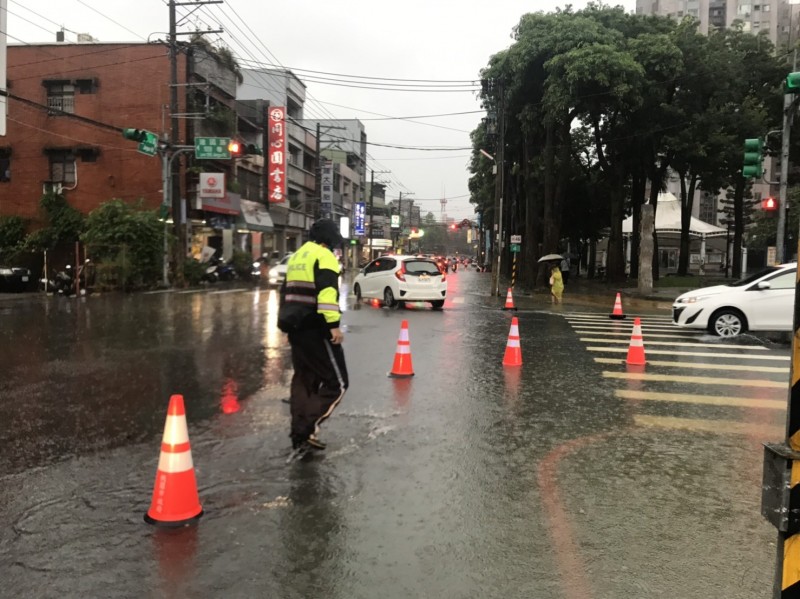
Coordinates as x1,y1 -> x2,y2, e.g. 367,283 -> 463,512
563,311 -> 789,436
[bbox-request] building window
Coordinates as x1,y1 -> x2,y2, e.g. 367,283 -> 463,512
0,148 -> 10,182
763,3 -> 770,10
700,194 -> 717,224
45,82 -> 75,114
47,150 -> 76,184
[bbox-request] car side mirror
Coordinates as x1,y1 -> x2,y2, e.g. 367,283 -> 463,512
756,281 -> 772,290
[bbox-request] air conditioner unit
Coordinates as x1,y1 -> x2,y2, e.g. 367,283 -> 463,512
43,182 -> 63,195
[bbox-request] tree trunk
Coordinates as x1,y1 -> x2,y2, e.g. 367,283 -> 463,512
677,173 -> 691,276
607,180 -> 626,283
639,204 -> 654,294
541,120 -> 557,284
648,164 -> 665,281
629,173 -> 646,279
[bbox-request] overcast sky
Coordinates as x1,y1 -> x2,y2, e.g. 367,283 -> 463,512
5,0 -> 635,221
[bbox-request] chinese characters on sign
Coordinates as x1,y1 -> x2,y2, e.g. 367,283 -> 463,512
354,202 -> 366,235
321,160 -> 334,217
195,137 -> 231,160
267,107 -> 286,204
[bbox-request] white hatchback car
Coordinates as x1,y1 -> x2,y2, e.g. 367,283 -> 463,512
353,255 -> 447,309
672,262 -> 797,337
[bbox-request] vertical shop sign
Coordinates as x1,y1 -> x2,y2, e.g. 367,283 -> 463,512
268,106 -> 286,203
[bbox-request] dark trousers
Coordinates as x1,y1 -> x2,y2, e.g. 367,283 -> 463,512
288,328 -> 348,446
561,270 -> 570,285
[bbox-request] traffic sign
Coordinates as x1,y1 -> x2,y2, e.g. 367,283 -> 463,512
195,137 -> 231,160
510,243 -> 521,253
137,132 -> 158,157
510,234 -> 522,244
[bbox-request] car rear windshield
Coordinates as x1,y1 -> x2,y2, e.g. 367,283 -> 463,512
403,260 -> 441,275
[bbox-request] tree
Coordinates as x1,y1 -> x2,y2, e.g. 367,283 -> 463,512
82,199 -> 165,290
23,192 -> 84,252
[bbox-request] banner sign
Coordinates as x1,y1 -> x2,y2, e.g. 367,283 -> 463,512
199,173 -> 225,199
267,106 -> 286,204
391,214 -> 400,229
354,202 -> 366,235
321,160 -> 334,216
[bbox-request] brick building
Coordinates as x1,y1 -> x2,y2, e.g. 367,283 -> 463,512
1,43 -> 185,223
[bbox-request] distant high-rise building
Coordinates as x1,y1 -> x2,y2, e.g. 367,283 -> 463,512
636,0 -> 800,48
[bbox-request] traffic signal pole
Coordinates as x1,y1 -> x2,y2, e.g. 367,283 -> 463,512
490,79 -> 505,297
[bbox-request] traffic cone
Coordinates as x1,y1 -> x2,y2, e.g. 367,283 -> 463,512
625,317 -> 647,366
502,287 -> 517,311
503,317 -> 523,367
388,320 -> 415,378
609,292 -> 627,320
144,394 -> 204,527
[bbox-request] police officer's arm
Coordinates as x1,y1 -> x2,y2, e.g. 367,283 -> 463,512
314,253 -> 341,337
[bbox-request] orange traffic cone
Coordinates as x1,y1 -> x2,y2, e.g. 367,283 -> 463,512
503,317 -> 523,366
625,317 -> 647,366
389,320 -> 415,378
502,287 -> 517,311
609,292 -> 626,320
145,394 -> 204,527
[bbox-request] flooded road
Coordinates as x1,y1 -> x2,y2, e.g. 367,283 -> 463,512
0,272 -> 786,598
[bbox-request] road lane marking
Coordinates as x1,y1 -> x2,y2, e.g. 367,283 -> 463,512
633,414 -> 783,436
568,322 -> 695,332
603,371 -> 785,388
593,357 -> 788,374
615,389 -> 784,409
580,337 -> 769,349
210,289 -> 247,295
573,329 -> 699,339
566,311 -> 673,321
587,347 -> 789,360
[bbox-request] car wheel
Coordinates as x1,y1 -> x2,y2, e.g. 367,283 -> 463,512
709,309 -> 747,338
383,287 -> 396,308
354,283 -> 362,302
431,300 -> 444,310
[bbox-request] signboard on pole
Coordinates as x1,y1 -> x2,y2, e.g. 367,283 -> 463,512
137,131 -> 159,157
510,234 -> 522,244
321,160 -> 333,216
267,106 -> 286,204
767,246 -> 777,266
510,243 -> 521,253
199,173 -> 226,199
195,137 -> 231,160
354,202 -> 366,235
391,215 -> 400,229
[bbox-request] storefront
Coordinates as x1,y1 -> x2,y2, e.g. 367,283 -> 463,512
190,191 -> 241,261
237,199 -> 275,259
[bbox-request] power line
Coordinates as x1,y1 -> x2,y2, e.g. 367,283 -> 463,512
73,0 -> 148,41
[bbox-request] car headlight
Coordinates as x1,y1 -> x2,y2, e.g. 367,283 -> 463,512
677,295 -> 710,304
268,268 -> 278,278
252,261 -> 261,269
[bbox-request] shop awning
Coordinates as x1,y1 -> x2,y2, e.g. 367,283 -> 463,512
238,199 -> 274,232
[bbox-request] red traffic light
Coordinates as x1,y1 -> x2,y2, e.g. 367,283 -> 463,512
228,141 -> 241,155
449,224 -> 457,230
762,197 -> 778,211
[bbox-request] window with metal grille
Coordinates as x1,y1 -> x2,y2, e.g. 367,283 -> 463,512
0,148 -> 10,182
48,151 -> 76,184
45,82 -> 75,114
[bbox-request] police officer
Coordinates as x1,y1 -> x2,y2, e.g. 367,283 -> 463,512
278,219 -> 348,457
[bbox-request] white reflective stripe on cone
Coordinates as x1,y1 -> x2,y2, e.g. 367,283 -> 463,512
396,346 -> 411,354
399,329 -> 409,342
157,450 -> 194,473
510,326 -> 519,336
507,340 -> 521,348
162,415 -> 190,444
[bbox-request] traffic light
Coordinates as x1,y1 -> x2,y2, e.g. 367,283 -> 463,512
761,197 -> 779,212
449,224 -> 457,230
228,141 -> 263,157
122,128 -> 148,142
787,72 -> 800,94
742,138 -> 764,179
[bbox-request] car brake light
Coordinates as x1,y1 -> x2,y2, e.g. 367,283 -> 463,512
395,264 -> 406,282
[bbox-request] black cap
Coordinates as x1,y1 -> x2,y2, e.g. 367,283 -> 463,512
309,218 -> 343,248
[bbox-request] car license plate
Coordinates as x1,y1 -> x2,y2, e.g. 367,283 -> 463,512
419,274 -> 430,283
21,276 -> 29,282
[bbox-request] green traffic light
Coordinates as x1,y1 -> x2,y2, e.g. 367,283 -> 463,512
787,72 -> 800,93
742,138 -> 764,179
122,128 -> 147,142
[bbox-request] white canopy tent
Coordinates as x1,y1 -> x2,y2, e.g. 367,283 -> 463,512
621,193 -> 729,272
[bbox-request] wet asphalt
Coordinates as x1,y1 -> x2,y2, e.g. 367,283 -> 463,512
0,271 -> 789,598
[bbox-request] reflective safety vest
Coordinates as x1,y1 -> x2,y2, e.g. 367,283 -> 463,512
279,241 -> 341,331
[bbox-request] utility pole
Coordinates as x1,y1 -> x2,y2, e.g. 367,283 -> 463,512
778,50 -> 798,264
367,169 -> 390,261
490,79 -> 505,297
261,99 -> 271,213
167,0 -> 222,284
